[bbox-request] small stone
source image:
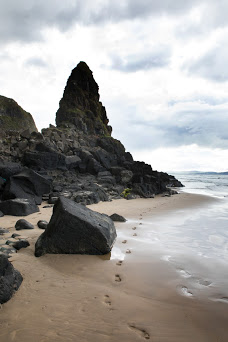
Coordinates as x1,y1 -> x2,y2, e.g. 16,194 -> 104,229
11,233 -> 21,238
37,220 -> 48,230
15,219 -> 34,231
0,228 -> 9,235
109,213 -> 127,222
13,240 -> 30,250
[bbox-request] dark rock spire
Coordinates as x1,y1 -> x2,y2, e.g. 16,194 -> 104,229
56,61 -> 112,136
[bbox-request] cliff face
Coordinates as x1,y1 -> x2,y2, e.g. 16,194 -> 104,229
0,96 -> 37,136
0,62 -> 182,205
56,62 -> 112,136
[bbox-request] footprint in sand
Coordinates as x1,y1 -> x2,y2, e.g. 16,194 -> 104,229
126,249 -> 131,254
128,323 -> 150,340
132,227 -> 137,230
211,296 -> 228,304
115,274 -> 121,282
104,295 -> 112,306
196,279 -> 212,287
122,240 -> 127,244
177,285 -> 193,297
139,223 -> 142,225
116,260 -> 123,266
133,233 -> 137,236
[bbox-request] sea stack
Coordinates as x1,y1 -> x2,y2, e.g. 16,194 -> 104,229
56,61 -> 112,136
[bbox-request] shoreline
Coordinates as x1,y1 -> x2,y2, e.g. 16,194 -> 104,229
0,192 -> 227,342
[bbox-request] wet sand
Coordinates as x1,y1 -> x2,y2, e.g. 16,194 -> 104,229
0,193 -> 228,342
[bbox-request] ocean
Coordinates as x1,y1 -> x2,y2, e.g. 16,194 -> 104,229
172,172 -> 228,198
146,172 -> 228,300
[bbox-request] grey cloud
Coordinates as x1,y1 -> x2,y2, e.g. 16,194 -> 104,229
0,0 -> 211,45
184,44 -> 228,82
24,57 -> 48,68
111,99 -> 228,151
109,48 -> 171,72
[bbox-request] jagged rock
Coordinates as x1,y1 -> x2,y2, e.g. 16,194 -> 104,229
109,213 -> 127,222
15,219 -> 34,230
13,240 -> 30,250
0,95 -> 37,136
0,161 -> 23,179
3,169 -> 52,205
0,198 -> 39,216
0,254 -> 23,304
35,197 -> 116,257
56,62 -> 112,136
37,220 -> 48,229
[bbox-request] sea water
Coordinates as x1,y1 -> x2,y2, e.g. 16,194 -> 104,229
150,173 -> 228,300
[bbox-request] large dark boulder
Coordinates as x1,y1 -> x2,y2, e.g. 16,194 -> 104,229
35,197 -> 116,257
3,169 -> 52,205
0,198 -> 39,216
0,254 -> 23,304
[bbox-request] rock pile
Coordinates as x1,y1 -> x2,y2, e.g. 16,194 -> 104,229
0,61 -> 183,211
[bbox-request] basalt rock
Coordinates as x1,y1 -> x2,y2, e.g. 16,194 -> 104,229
0,254 -> 23,304
0,199 -> 39,216
3,169 -> 52,205
35,197 -> 116,257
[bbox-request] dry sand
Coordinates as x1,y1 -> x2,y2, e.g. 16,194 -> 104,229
0,193 -> 227,342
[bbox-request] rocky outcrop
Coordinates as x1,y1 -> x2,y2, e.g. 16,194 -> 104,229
0,95 -> 37,136
56,61 -> 112,136
0,62 -> 183,209
35,197 -> 117,257
0,254 -> 23,304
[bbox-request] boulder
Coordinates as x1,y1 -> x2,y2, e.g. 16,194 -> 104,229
35,197 -> 116,257
109,213 -> 127,222
3,169 -> 52,205
0,254 -> 23,304
37,220 -> 48,229
0,198 -> 39,216
15,219 -> 34,230
0,211 -> 4,217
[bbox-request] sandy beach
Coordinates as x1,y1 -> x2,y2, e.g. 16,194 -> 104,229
1,192 -> 228,342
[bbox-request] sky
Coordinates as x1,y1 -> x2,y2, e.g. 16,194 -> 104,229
1,0 -> 228,172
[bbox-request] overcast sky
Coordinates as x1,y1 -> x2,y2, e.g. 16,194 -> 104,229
1,0 -> 228,172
